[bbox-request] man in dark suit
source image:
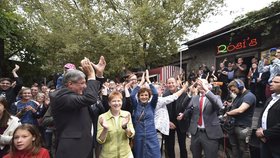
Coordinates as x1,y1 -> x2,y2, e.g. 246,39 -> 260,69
51,57 -> 105,158
163,77 -> 191,158
186,78 -> 223,158
256,74 -> 280,158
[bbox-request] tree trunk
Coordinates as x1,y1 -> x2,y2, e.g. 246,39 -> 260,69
0,38 -> 4,77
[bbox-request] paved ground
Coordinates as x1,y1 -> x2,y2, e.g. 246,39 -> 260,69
161,107 -> 263,158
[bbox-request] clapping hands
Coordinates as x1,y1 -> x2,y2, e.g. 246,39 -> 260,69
122,114 -> 131,128
99,116 -> 109,130
80,56 -> 106,79
80,57 -> 96,79
139,70 -> 151,86
181,81 -> 189,91
125,80 -> 133,89
196,79 -> 209,93
91,56 -> 106,77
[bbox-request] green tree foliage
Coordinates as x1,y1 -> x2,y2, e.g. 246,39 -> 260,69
233,1 -> 280,36
4,0 -> 225,79
0,1 -> 49,84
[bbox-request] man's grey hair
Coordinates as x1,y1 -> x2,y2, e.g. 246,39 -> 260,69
63,69 -> 86,85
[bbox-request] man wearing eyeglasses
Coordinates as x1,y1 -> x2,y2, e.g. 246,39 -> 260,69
51,56 -> 106,158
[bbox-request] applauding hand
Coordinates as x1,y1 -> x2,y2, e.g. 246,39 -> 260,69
81,57 -> 95,79
122,114 -> 131,129
99,116 -> 109,130
92,56 -> 106,77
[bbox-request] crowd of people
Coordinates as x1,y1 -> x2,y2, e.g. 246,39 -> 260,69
0,48 -> 279,158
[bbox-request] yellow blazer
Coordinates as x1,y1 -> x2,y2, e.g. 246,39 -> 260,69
97,110 -> 135,158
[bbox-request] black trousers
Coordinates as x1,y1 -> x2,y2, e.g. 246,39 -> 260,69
164,128 -> 188,158
260,142 -> 280,158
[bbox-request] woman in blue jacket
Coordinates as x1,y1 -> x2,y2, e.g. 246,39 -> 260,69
131,70 -> 160,158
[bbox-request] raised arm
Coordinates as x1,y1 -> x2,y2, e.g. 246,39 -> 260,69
82,57 -> 96,80
177,75 -> 183,88
156,82 -> 187,110
12,64 -> 20,78
124,81 -> 133,113
145,69 -> 151,84
174,82 -> 188,97
188,81 -> 198,96
54,57 -> 100,111
12,64 -> 23,94
197,79 -> 223,110
124,81 -> 133,98
149,83 -> 158,108
145,70 -> 158,107
130,73 -> 145,109
131,73 -> 144,96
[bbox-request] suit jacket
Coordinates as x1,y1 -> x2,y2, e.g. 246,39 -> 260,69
257,97 -> 280,154
164,90 -> 191,133
187,91 -> 223,139
51,80 -> 100,158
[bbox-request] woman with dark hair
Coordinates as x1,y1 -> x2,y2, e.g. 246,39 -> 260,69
0,97 -> 21,157
3,124 -> 50,158
131,70 -> 160,158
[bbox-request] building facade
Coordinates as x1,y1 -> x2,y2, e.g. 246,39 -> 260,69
172,13 -> 280,79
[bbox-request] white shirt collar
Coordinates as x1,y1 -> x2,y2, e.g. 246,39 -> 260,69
271,93 -> 280,100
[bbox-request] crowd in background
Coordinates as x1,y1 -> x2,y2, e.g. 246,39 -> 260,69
0,48 -> 279,158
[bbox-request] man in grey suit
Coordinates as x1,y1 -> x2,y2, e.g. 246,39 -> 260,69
184,79 -> 223,158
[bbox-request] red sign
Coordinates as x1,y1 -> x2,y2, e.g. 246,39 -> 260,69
217,37 -> 258,55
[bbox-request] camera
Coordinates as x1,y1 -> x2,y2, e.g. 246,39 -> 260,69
219,114 -> 235,134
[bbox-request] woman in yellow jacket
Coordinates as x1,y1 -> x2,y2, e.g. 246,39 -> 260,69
97,91 -> 135,158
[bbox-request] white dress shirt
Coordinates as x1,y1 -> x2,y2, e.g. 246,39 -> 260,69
261,93 -> 280,129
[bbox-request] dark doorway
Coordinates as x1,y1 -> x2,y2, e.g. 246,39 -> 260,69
216,53 -> 258,88
149,75 -> 158,83
242,56 -> 255,72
